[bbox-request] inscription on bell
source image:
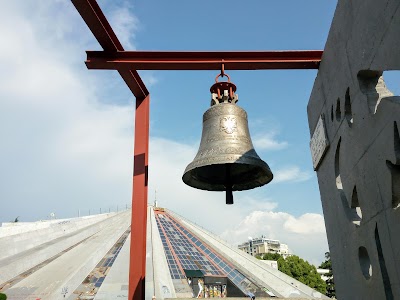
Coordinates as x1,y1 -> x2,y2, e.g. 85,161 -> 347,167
310,115 -> 329,170
220,116 -> 237,134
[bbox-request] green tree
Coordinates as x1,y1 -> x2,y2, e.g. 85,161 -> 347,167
259,253 -> 327,294
262,252 -> 281,261
0,293 -> 7,300
319,252 -> 335,298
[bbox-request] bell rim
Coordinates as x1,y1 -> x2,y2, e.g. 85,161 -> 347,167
182,161 -> 273,192
184,153 -> 269,173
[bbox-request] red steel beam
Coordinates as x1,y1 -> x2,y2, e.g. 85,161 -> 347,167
85,50 -> 323,70
71,0 -> 148,99
129,95 -> 150,300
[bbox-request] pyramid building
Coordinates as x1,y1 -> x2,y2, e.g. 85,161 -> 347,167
0,207 -> 327,299
147,207 -> 327,300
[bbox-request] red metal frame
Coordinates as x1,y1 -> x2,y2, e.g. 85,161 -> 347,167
71,1 -> 323,299
85,50 -> 322,70
130,94 -> 150,299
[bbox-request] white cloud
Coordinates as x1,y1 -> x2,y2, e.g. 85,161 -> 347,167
221,210 -> 328,265
140,71 -> 159,87
272,166 -> 313,183
252,132 -> 288,151
0,1 -> 138,221
237,196 -> 278,212
283,213 -> 326,234
107,2 -> 139,50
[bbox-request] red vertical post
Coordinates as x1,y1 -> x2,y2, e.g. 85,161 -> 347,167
129,94 -> 150,300
143,94 -> 150,274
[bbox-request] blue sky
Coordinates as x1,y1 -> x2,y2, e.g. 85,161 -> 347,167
0,1 -> 354,264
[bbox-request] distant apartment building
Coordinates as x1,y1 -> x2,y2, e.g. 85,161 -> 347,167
238,236 -> 291,258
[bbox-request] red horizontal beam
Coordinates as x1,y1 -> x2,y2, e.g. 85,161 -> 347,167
86,50 -> 323,70
71,0 -> 148,99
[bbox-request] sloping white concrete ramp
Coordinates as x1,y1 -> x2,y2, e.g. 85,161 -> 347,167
93,234 -> 131,299
0,210 -> 131,299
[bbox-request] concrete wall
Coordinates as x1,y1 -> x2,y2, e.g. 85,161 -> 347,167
307,1 -> 400,299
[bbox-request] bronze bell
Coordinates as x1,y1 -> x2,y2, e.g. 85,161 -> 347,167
182,73 -> 273,204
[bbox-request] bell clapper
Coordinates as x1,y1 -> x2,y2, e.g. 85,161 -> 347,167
225,164 -> 234,205
226,186 -> 233,205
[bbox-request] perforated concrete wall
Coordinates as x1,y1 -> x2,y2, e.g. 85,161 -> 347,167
307,1 -> 400,299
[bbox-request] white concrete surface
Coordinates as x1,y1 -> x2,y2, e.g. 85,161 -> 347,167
261,260 -> 278,270
1,210 -> 131,300
0,212 -> 121,285
145,207 -> 155,300
94,234 -> 131,300
0,214 -> 110,238
0,213 -> 114,259
145,207 -> 177,300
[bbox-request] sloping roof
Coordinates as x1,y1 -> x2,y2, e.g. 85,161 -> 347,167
146,207 -> 329,299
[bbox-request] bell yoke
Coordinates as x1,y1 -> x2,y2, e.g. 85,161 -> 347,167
182,72 -> 273,204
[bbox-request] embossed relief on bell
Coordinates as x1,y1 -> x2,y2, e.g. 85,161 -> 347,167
220,116 -> 238,134
206,136 -> 251,144
196,147 -> 248,158
203,104 -> 247,121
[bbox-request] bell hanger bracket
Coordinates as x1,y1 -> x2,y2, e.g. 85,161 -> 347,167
210,63 -> 238,106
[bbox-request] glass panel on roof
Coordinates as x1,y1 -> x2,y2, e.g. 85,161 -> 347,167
156,211 -> 263,296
